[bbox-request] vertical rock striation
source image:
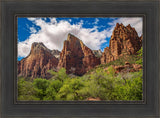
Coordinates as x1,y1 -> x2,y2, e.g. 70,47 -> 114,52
57,33 -> 100,76
101,23 -> 142,64
18,42 -> 59,78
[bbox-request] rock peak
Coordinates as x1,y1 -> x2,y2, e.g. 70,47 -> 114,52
120,23 -> 124,26
127,24 -> 131,27
31,42 -> 49,54
115,23 -> 120,27
58,34 -> 100,76
68,33 -> 73,37
32,42 -> 45,48
101,23 -> 142,64
67,33 -> 80,41
18,42 -> 59,78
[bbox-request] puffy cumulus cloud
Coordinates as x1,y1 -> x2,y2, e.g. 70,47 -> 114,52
107,17 -> 143,37
18,18 -> 108,57
18,17 -> 143,58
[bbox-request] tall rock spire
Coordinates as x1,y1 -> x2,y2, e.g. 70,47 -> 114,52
18,42 -> 59,78
57,33 -> 100,76
101,23 -> 142,64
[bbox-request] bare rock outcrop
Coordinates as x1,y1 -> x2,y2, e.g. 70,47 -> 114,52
18,42 -> 58,78
104,62 -> 142,74
101,23 -> 142,64
57,33 -> 100,76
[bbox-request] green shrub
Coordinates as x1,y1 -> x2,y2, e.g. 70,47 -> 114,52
44,80 -> 63,100
33,78 -> 49,100
48,68 -> 68,81
18,67 -> 143,101
136,47 -> 143,65
56,78 -> 84,100
18,78 -> 38,100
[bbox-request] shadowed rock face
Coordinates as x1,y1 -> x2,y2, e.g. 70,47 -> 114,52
57,33 -> 100,76
18,42 -> 59,78
51,50 -> 60,59
101,23 -> 142,64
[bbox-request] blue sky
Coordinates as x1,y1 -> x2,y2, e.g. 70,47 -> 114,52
18,17 -> 143,61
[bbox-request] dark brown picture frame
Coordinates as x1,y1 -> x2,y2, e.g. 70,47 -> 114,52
1,0 -> 160,117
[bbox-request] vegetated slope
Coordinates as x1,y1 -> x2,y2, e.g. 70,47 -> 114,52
18,47 -> 143,101
18,67 -> 143,101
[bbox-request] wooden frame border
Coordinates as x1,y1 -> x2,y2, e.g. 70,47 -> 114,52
1,0 -> 159,117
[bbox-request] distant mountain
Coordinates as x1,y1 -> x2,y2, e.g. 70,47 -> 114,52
57,33 -> 100,76
51,50 -> 60,59
92,49 -> 102,58
18,42 -> 58,78
101,23 -> 142,64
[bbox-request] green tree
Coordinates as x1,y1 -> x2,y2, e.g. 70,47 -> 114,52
56,78 -> 84,100
136,47 -> 143,65
18,77 -> 39,100
48,68 -> 68,81
44,80 -> 63,100
33,78 -> 49,100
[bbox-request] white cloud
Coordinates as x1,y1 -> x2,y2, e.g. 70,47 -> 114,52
69,19 -> 72,22
94,18 -> 99,24
18,18 -> 108,57
30,27 -> 37,34
27,17 -> 37,21
18,17 -> 143,58
49,18 -> 57,24
107,17 -> 143,37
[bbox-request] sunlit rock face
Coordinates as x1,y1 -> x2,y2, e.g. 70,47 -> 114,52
18,42 -> 59,78
101,23 -> 142,64
57,33 -> 100,76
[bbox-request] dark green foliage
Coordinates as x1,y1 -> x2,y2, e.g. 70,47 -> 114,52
18,66 -> 143,101
44,80 -> 63,100
18,77 -> 39,100
56,78 -> 85,100
33,78 -> 49,100
136,47 -> 143,65
48,68 -> 68,81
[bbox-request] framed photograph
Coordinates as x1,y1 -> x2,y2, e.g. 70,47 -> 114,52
16,16 -> 144,103
1,0 -> 160,118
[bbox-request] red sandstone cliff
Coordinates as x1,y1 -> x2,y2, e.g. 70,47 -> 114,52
57,33 -> 100,76
18,42 -> 59,78
18,23 -> 142,78
101,23 -> 142,64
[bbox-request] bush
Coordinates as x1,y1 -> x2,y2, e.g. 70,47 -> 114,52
48,68 -> 68,81
33,78 -> 49,100
44,80 -> 63,100
136,47 -> 143,65
18,77 -> 38,100
18,67 -> 143,101
113,70 -> 143,100
56,78 -> 84,100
